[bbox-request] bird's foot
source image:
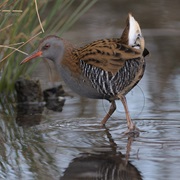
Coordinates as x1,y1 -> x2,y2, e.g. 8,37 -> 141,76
124,125 -> 140,137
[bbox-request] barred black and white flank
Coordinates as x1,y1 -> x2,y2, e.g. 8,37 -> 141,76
80,58 -> 145,100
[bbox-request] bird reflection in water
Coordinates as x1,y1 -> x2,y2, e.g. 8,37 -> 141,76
60,127 -> 142,180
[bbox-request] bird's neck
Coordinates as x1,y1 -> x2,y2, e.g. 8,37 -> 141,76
56,39 -> 80,76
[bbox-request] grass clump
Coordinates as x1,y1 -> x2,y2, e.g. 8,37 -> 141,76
0,0 -> 97,92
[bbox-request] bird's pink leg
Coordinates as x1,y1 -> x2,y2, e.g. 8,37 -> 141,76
119,96 -> 134,129
119,95 -> 139,135
101,100 -> 116,125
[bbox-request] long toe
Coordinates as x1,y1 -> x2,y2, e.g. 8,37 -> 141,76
124,125 -> 140,137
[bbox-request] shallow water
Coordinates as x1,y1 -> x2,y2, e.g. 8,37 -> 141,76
0,1 -> 180,180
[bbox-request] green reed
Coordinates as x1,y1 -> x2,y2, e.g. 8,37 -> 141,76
0,0 -> 97,92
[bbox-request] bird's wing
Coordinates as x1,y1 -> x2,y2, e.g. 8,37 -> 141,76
75,39 -> 143,75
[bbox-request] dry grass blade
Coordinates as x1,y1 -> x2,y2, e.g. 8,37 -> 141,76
0,31 -> 43,63
0,24 -> 13,32
0,0 -> 8,9
0,10 -> 23,13
34,0 -> 44,33
7,42 -> 25,46
0,45 -> 28,55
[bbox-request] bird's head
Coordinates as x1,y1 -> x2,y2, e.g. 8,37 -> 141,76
20,35 -> 65,64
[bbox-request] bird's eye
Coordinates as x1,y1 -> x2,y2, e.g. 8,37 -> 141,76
42,43 -> 50,50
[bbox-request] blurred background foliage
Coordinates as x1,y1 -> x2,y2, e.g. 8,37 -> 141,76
0,0 -> 97,93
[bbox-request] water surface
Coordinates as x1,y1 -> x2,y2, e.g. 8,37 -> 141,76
0,1 -> 180,180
